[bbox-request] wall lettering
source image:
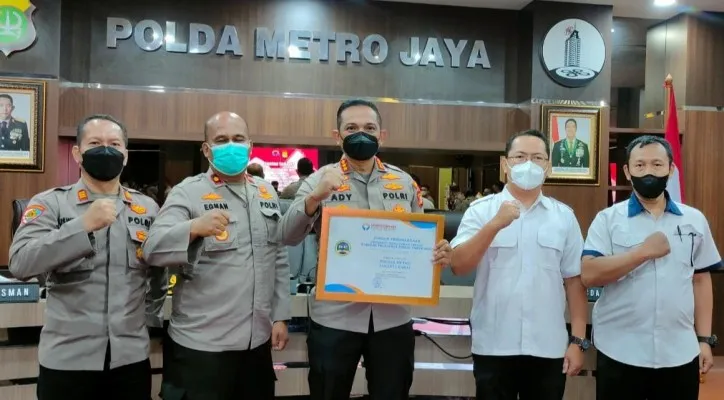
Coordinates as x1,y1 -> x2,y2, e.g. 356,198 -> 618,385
106,17 -> 491,69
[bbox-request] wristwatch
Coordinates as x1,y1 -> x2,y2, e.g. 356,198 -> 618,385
698,335 -> 718,348
569,335 -> 592,352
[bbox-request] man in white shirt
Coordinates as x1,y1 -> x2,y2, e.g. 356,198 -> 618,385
581,135 -> 720,400
451,129 -> 589,400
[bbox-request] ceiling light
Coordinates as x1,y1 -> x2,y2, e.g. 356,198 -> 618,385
654,0 -> 676,7
611,28 -> 615,32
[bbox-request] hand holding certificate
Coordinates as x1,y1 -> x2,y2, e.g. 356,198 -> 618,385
316,207 -> 445,306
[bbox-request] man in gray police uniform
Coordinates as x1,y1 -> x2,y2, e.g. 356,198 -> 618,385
9,114 -> 166,400
280,99 -> 453,400
143,111 -> 290,400
582,135 -> 721,400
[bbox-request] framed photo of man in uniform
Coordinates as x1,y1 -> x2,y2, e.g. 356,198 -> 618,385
541,104 -> 601,185
0,79 -> 46,172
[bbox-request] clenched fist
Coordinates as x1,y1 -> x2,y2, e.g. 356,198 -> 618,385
491,200 -> 521,229
310,167 -> 345,201
191,210 -> 231,238
638,231 -> 671,260
82,199 -> 117,232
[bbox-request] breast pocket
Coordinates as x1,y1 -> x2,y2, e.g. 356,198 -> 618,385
488,229 -> 518,268
127,226 -> 149,271
260,207 -> 282,244
204,218 -> 240,252
612,233 -> 644,280
672,224 -> 702,277
536,229 -> 565,272
382,199 -> 411,213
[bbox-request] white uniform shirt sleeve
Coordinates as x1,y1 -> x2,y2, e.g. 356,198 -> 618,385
693,217 -> 722,272
561,211 -> 584,279
450,206 -> 486,249
582,212 -> 613,258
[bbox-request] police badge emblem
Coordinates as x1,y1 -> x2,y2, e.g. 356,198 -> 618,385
0,0 -> 38,56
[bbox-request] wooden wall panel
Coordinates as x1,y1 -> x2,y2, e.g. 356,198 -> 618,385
0,81 -> 59,266
682,110 -> 724,355
530,104 -> 610,234
58,87 -> 528,152
642,15 -> 688,129
684,15 -> 724,108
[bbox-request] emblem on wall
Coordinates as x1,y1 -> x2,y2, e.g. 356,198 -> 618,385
539,18 -> 606,88
0,0 -> 37,56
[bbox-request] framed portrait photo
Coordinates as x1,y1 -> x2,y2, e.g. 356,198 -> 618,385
0,79 -> 46,172
541,104 -> 601,186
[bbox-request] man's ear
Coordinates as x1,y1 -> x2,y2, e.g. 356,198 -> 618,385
379,129 -> 388,145
122,148 -> 128,167
623,164 -> 631,183
248,140 -> 253,155
201,142 -> 211,159
71,145 -> 82,165
332,130 -> 341,146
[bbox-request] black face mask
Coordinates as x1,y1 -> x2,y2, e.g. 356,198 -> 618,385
342,131 -> 379,161
81,146 -> 125,182
631,174 -> 669,199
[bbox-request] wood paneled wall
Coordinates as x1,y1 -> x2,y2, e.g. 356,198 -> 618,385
684,15 -> 724,108
58,87 -> 529,152
0,81 -> 60,266
682,110 -> 724,353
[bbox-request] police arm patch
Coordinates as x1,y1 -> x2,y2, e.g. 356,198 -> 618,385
21,204 -> 46,224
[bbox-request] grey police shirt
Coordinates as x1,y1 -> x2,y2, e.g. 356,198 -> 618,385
9,179 -> 167,371
142,170 -> 291,352
280,157 -> 424,333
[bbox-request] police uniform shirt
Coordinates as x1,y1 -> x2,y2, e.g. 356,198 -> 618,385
450,187 -> 583,358
583,192 -> 722,368
142,169 -> 291,352
8,180 -> 166,371
280,157 -> 424,333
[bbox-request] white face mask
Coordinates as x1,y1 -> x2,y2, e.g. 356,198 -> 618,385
508,161 -> 546,190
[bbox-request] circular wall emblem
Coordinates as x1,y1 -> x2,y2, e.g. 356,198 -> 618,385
540,18 -> 606,88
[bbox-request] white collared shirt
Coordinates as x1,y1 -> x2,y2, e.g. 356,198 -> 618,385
451,188 -> 583,358
583,193 -> 722,368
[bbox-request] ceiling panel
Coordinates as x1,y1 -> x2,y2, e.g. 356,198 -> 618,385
376,0 -> 724,18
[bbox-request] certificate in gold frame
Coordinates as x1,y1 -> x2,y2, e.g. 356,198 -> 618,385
316,207 -> 444,306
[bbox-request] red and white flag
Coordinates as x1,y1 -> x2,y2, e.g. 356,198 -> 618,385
664,76 -> 684,203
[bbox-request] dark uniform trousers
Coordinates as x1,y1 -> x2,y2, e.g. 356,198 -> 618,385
473,354 -> 566,400
161,336 -> 276,400
596,351 -> 699,400
37,344 -> 151,400
307,315 -> 415,400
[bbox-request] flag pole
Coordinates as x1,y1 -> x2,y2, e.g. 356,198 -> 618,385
664,74 -> 673,130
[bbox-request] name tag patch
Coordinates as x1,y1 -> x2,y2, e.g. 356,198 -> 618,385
383,192 -> 409,201
329,193 -> 352,202
259,201 -> 279,210
203,203 -> 229,211
127,216 -> 152,229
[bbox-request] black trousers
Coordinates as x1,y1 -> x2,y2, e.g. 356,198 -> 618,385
306,317 -> 415,400
161,337 -> 276,400
596,351 -> 699,400
37,344 -> 151,400
473,354 -> 566,400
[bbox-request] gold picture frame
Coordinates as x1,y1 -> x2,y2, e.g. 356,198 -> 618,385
0,78 -> 46,172
541,104 -> 601,186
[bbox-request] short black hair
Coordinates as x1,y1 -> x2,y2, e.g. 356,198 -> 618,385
247,163 -> 264,178
76,114 -> 128,145
271,180 -> 279,186
625,135 -> 673,165
449,183 -> 460,193
409,173 -> 421,186
297,157 -> 314,176
564,119 -> 577,128
0,94 -> 14,105
336,99 -> 382,130
505,129 -> 550,157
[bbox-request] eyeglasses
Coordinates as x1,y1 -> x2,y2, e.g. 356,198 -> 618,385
507,154 -> 548,166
